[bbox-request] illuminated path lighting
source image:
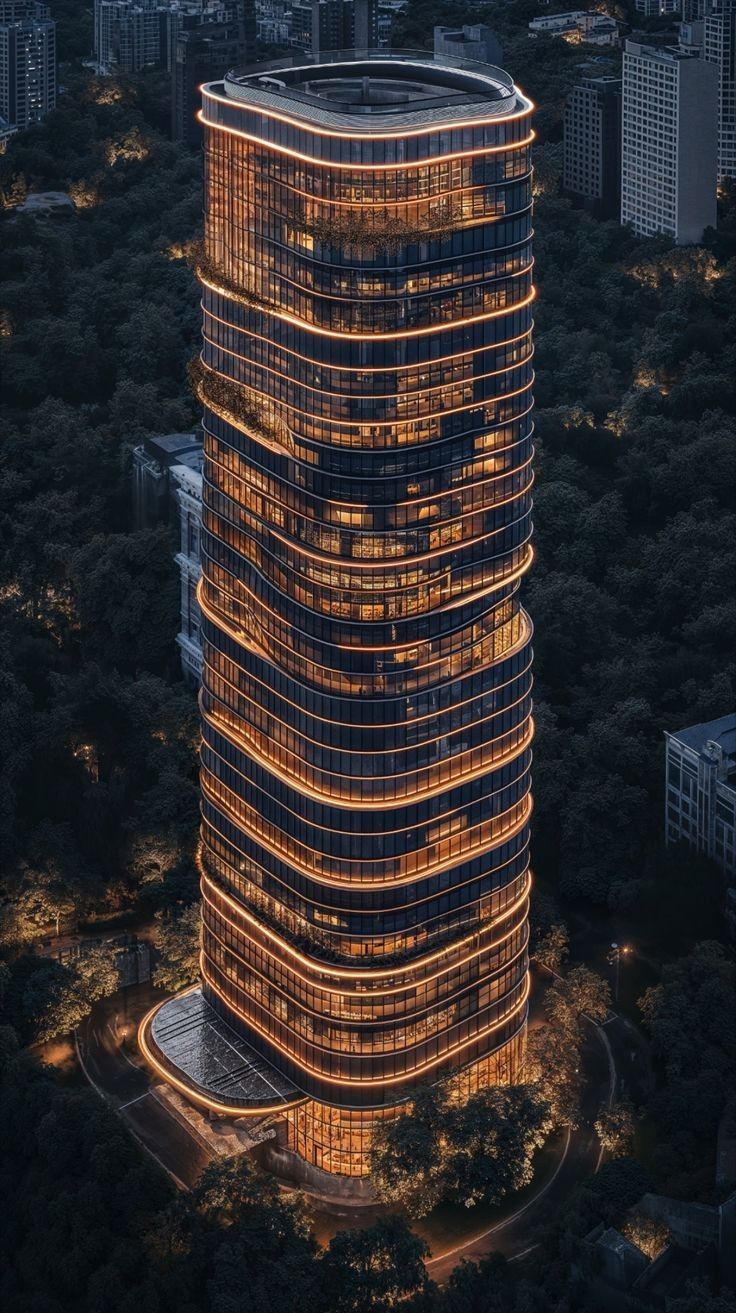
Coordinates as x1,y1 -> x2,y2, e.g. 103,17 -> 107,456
140,46 -> 535,1183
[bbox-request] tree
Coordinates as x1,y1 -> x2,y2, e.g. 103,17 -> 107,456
534,923 -> 569,976
368,1085 -> 446,1217
16,943 -> 119,1044
153,903 -> 200,992
622,1210 -> 670,1259
525,1022 -> 582,1127
320,1216 -> 430,1312
71,529 -> 180,677
369,1083 -> 552,1218
595,1100 -> 636,1157
545,966 -> 611,1032
442,1086 -> 552,1210
74,942 -> 121,1003
638,943 -> 736,1183
668,1284 -> 736,1313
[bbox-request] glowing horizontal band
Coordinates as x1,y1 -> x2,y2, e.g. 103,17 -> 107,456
201,89 -> 534,152
200,771 -> 533,891
199,271 -> 536,341
199,539 -> 533,644
202,696 -> 534,810
202,644 -> 533,739
201,955 -> 529,1089
202,930 -> 529,1052
200,307 -> 533,374
200,858 -> 530,986
198,584 -> 532,693
138,992 -> 309,1116
199,339 -> 534,430
220,167 -> 533,212
204,427 -> 535,514
201,884 -> 529,1022
202,299 -> 534,399
200,700 -> 530,826
200,818 -> 530,922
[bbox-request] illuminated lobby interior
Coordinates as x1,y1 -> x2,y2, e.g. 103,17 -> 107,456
139,46 -> 535,1183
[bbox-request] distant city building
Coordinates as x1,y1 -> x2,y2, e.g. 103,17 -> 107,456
311,0 -> 378,57
132,431 -> 202,527
94,0 -> 162,73
171,460 -> 203,685
0,0 -> 56,131
171,3 -> 254,147
683,0 -> 707,17
679,18 -> 705,53
704,0 -> 736,180
255,0 -> 290,44
621,39 -> 718,243
563,76 -> 621,218
665,715 -> 736,878
634,0 -> 680,15
0,113 -> 18,149
132,432 -> 203,684
433,23 -> 503,67
528,11 -> 621,46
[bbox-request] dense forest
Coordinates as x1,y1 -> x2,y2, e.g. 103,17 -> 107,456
1,0 -> 735,1307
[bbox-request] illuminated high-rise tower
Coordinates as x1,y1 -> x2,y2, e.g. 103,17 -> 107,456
141,48 -> 535,1181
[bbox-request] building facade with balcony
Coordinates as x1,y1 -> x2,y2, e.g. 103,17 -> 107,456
563,76 -> 622,219
141,48 -> 535,1181
665,715 -> 736,878
0,0 -> 55,131
704,0 -> 736,182
621,39 -> 718,243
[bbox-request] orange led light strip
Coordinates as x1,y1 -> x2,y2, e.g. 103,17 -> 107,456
201,889 -> 529,1022
199,955 -> 530,1089
198,270 -> 536,341
199,864 -> 530,989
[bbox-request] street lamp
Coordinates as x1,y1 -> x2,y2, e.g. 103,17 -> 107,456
607,943 -> 631,1003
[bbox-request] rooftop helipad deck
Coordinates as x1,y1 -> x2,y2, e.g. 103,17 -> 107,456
140,988 -> 304,1114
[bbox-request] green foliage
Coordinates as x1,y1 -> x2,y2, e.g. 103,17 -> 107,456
369,1082 -> 552,1218
3,940 -> 120,1043
153,904 -> 201,992
525,1022 -> 582,1128
72,528 -> 180,676
534,923 -> 569,975
638,942 -> 736,1187
0,68 -> 201,928
320,1215 -> 430,1311
544,966 -> 611,1031
594,1099 -> 636,1158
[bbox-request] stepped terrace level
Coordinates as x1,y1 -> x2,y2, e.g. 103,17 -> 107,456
140,49 -> 536,1181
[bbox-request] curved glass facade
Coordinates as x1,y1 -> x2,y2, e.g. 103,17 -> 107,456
195,52 -> 534,1176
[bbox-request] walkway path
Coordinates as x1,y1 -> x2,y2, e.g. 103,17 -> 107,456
77,981 -> 651,1276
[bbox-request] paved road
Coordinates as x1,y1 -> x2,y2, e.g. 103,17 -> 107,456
423,1014 -> 610,1280
76,983 -> 210,1190
77,984 -> 651,1275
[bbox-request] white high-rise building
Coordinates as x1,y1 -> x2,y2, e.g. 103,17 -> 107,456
0,0 -> 55,130
704,0 -> 736,180
621,39 -> 718,243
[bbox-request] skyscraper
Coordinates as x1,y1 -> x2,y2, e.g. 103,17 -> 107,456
141,48 -> 535,1181
621,39 -> 718,243
0,0 -> 55,131
311,0 -> 378,58
94,0 -> 161,73
704,0 -> 736,181
563,76 -> 621,219
170,3 -> 254,148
